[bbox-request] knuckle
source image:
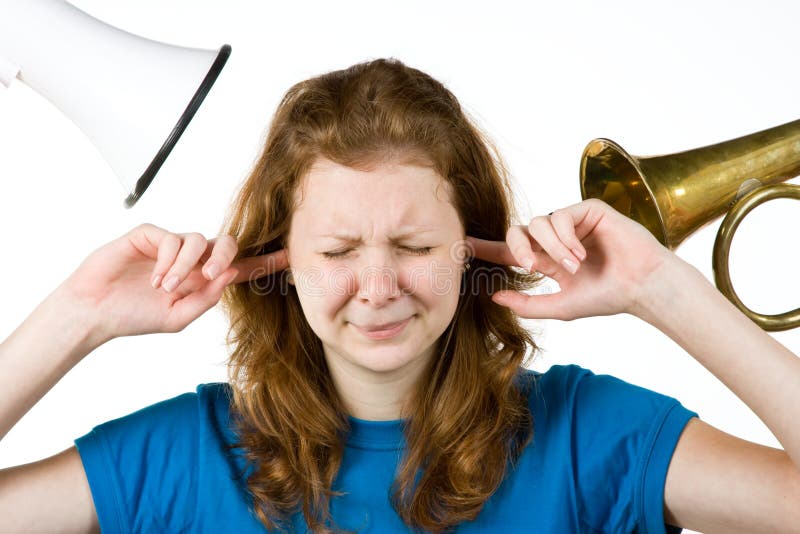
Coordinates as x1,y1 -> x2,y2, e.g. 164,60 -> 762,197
528,216 -> 549,229
132,222 -> 154,237
185,232 -> 206,245
163,233 -> 181,247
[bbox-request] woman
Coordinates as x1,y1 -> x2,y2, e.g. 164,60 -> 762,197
1,58 -> 798,533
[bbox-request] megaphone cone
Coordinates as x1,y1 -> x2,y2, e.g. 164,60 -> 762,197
0,0 -> 231,208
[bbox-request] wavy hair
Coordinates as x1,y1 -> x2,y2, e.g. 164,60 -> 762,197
218,57 -> 545,533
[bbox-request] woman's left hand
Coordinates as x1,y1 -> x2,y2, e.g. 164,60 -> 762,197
466,198 -> 676,321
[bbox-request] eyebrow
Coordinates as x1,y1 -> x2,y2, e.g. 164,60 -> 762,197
317,228 -> 437,243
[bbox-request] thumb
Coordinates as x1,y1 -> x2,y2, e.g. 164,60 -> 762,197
169,268 -> 239,330
491,290 -> 565,320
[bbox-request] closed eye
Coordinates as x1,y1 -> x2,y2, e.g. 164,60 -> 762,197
322,246 -> 434,259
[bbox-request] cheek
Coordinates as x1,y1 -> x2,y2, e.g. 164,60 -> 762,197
293,262 -> 354,296
407,262 -> 461,310
410,259 -> 462,300
291,267 -> 344,321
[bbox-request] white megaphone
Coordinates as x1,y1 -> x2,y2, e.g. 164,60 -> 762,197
0,0 -> 231,208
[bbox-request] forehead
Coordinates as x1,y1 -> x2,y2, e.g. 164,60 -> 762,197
292,158 -> 458,230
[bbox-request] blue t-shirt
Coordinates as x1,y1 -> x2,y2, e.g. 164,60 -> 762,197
74,364 -> 698,533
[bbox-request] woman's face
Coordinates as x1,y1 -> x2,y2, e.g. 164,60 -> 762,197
286,156 -> 466,377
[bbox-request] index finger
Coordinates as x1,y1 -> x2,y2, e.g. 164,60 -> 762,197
465,235 -> 519,267
229,248 -> 290,284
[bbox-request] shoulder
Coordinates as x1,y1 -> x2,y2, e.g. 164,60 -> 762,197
517,363 -> 690,416
75,382 -> 234,455
73,382 -> 239,532
195,381 -> 233,415
87,388 -> 199,436
517,362 -> 697,457
515,362 -> 593,392
516,364 -> 698,533
196,381 -> 232,399
195,382 -> 237,440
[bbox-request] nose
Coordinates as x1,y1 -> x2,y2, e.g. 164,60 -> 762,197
355,255 -> 404,306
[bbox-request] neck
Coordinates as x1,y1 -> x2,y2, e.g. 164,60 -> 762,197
324,346 -> 432,421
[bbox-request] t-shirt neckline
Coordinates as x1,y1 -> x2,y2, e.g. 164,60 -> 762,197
345,414 -> 407,450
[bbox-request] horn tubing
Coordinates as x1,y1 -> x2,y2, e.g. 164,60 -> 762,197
712,182 -> 800,331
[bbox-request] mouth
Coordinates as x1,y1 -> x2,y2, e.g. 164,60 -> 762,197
353,316 -> 412,340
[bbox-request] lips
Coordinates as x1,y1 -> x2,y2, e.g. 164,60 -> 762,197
353,316 -> 413,340
359,319 -> 409,332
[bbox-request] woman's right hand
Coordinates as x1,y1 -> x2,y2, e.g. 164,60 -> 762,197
58,223 -> 289,345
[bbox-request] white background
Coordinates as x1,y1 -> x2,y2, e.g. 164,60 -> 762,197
2,2 -> 799,531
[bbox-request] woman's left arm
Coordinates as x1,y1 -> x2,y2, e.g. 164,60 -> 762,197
468,198 -> 800,532
633,252 -> 800,533
635,249 -> 800,471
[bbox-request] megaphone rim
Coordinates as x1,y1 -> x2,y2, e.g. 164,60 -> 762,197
124,43 -> 232,208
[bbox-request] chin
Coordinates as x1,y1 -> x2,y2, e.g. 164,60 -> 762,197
348,344 -> 424,374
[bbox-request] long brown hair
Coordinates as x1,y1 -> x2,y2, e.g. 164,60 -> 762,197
218,57 -> 545,533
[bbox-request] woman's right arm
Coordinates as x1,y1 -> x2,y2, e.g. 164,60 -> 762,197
0,223 -> 286,532
0,286 -> 102,532
0,283 -> 103,442
1,223 -> 245,442
0,284 -> 104,533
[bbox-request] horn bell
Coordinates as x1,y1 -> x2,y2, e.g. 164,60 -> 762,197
580,118 -> 800,331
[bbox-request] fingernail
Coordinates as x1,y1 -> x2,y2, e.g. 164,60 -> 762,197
523,256 -> 535,273
151,273 -> 162,289
163,275 -> 179,292
571,247 -> 586,261
204,263 -> 219,280
562,258 -> 578,274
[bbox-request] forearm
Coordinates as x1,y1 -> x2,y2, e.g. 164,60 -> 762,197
634,255 -> 800,468
0,284 -> 103,441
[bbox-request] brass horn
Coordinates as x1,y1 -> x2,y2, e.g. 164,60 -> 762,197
580,118 -> 800,332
